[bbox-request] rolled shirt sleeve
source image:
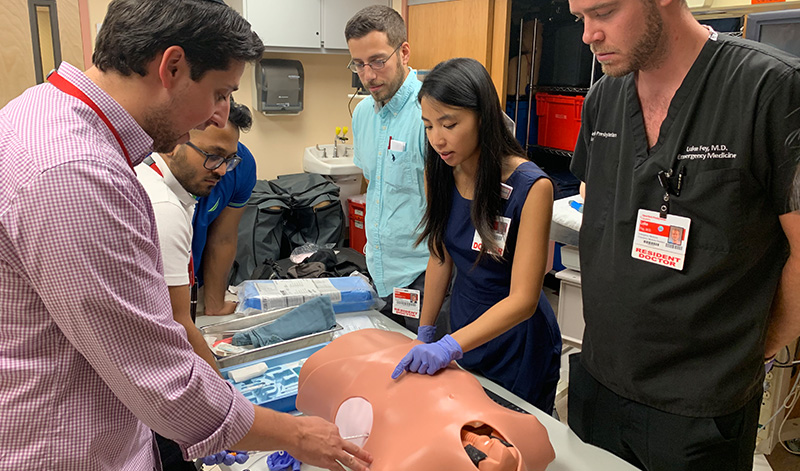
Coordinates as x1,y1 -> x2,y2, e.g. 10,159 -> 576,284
11,160 -> 254,458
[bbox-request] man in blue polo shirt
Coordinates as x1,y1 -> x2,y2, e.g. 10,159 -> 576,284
346,5 -> 448,335
192,98 -> 257,315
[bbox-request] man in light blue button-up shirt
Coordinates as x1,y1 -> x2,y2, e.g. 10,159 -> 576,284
346,6 -> 446,334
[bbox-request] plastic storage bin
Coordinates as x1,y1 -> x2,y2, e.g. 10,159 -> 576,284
221,343 -> 327,412
535,93 -> 585,151
348,194 -> 367,254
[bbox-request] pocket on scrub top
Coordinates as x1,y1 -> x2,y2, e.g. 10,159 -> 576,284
383,150 -> 420,193
671,167 -> 742,253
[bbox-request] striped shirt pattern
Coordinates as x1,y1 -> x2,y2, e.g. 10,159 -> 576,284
0,62 -> 254,470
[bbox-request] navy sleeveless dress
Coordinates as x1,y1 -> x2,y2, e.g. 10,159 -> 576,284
445,161 -> 562,413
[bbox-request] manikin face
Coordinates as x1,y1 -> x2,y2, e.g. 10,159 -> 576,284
569,0 -> 667,76
165,122 -> 239,197
347,31 -> 409,105
421,97 -> 481,169
145,60 -> 245,153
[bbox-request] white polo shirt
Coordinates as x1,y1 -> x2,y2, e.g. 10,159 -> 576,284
136,152 -> 197,286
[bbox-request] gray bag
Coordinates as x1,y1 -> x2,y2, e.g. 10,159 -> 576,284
270,173 -> 344,251
231,174 -> 344,284
231,181 -> 289,285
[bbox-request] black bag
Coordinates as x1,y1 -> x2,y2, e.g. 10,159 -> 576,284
269,173 -> 344,251
231,174 -> 345,284
231,181 -> 289,285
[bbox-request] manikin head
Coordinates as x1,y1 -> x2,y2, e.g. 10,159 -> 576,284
162,98 -> 252,197
345,5 -> 410,105
91,0 -> 263,152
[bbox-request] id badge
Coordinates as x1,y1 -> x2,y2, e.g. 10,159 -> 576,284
500,182 -> 513,200
392,287 -> 420,318
472,216 -> 512,256
631,209 -> 691,270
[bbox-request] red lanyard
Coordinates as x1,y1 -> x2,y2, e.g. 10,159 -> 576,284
145,156 -> 164,177
47,70 -> 134,171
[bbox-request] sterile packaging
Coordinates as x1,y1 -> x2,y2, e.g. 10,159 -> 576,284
221,343 -> 326,412
236,276 -> 377,315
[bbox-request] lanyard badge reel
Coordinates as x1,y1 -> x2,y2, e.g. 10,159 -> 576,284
657,167 -> 684,218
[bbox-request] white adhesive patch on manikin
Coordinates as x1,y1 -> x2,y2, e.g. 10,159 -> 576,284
334,397 -> 374,449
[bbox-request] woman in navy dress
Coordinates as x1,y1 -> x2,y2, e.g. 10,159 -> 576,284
391,58 -> 562,413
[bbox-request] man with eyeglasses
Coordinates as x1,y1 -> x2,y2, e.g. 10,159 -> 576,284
192,137 -> 257,317
136,101 -> 243,371
345,5 -> 448,338
136,98 -> 246,470
0,0 -> 373,469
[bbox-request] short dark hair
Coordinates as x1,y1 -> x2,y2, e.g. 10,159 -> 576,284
417,58 -> 529,262
93,0 -> 264,80
228,97 -> 252,132
344,5 -> 406,47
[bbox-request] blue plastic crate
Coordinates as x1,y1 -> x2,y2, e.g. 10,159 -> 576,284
221,343 -> 326,412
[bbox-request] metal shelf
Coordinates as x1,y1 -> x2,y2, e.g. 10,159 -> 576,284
530,145 -> 574,158
533,86 -> 590,94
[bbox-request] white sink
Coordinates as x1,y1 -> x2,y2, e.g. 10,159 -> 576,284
303,144 -> 358,175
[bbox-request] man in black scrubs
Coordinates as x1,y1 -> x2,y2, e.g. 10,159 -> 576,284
567,0 -> 800,468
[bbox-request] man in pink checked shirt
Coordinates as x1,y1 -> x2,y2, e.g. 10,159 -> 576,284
0,1 -> 372,470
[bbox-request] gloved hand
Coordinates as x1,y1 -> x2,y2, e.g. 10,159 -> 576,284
201,450 -> 249,466
417,325 -> 436,343
391,334 -> 463,379
267,450 -> 301,471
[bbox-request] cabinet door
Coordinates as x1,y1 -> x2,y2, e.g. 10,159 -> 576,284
245,0 -> 321,48
408,0 -> 510,98
320,0 -> 389,50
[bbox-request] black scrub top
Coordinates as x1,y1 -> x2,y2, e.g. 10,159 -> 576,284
571,34 -> 800,417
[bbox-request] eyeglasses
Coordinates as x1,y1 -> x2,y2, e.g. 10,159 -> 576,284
185,141 -> 241,172
347,44 -> 402,73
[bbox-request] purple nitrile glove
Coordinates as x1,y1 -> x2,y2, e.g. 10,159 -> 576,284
417,325 -> 436,343
202,450 -> 249,466
267,450 -> 301,471
391,334 -> 463,379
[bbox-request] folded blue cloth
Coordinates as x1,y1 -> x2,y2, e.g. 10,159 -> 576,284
232,296 -> 336,348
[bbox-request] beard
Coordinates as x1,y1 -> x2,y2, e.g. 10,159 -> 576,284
167,146 -> 219,197
366,56 -> 406,105
142,104 -> 184,154
598,0 -> 667,77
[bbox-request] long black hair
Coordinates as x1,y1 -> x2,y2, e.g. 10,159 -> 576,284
416,58 -> 528,262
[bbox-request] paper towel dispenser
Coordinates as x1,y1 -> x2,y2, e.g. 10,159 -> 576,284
255,58 -> 304,115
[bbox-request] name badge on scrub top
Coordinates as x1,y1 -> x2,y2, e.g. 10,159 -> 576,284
472,216 -> 512,257
631,209 -> 691,270
392,287 -> 420,318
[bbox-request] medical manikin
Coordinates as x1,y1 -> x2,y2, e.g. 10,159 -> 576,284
296,329 -> 555,471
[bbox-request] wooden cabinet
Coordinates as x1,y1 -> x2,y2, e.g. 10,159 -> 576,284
408,0 -> 511,98
244,0 -> 391,51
